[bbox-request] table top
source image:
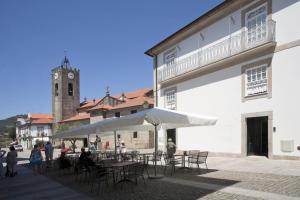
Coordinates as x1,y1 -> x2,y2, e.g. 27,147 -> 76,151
111,161 -> 138,167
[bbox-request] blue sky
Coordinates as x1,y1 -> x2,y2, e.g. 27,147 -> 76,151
0,0 -> 223,120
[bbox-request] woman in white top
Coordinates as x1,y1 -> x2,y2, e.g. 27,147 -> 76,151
6,146 -> 18,177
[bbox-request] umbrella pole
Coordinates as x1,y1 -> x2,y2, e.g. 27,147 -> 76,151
114,131 -> 117,155
154,124 -> 157,176
148,124 -> 163,179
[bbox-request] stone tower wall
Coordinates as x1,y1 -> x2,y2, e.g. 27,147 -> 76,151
51,66 -> 80,132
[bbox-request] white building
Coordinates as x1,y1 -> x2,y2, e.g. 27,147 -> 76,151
16,114 -> 53,149
146,0 -> 300,159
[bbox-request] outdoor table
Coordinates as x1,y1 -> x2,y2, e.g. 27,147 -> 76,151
174,153 -> 190,170
138,153 -> 152,164
110,161 -> 138,185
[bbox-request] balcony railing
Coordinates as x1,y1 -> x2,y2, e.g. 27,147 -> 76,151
158,20 -> 276,83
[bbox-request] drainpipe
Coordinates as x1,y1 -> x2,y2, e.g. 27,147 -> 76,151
154,55 -> 158,107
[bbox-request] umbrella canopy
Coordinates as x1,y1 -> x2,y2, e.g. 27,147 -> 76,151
99,107 -> 217,132
54,107 -> 217,138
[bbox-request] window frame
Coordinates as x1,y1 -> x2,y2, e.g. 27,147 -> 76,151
245,3 -> 267,46
115,112 -> 120,118
245,64 -> 268,96
164,87 -> 177,110
241,58 -> 272,102
133,131 -> 138,139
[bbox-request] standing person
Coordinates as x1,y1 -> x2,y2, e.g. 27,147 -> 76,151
0,147 -> 6,178
6,146 -> 18,177
166,138 -> 176,158
120,140 -> 127,154
45,141 -> 53,168
94,135 -> 102,150
29,144 -> 43,175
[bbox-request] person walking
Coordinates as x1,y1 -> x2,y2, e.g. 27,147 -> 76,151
45,141 -> 53,168
6,146 -> 18,177
29,144 -> 43,175
0,147 -> 6,178
166,138 -> 176,158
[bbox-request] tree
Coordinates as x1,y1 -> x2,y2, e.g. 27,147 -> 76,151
56,122 -> 87,152
68,138 -> 77,153
7,127 -> 16,140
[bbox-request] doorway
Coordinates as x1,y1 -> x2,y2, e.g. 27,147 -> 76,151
166,129 -> 176,145
247,116 -> 268,157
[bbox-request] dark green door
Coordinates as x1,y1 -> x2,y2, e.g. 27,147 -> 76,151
247,117 -> 268,157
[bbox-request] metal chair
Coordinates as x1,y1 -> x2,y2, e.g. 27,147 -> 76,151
163,153 -> 182,176
147,150 -> 163,166
188,151 -> 208,173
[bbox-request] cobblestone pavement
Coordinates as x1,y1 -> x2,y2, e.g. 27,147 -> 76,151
1,149 -> 300,200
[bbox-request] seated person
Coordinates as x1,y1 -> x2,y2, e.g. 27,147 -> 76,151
58,152 -> 71,169
79,148 -> 95,169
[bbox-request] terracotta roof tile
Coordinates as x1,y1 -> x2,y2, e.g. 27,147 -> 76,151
111,96 -> 154,110
88,104 -> 113,111
31,114 -> 53,119
84,88 -> 153,112
60,113 -> 90,123
79,99 -> 101,109
31,118 -> 53,124
113,88 -> 152,99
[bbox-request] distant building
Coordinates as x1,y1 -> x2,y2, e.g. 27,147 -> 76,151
50,56 -> 154,150
16,114 -> 53,149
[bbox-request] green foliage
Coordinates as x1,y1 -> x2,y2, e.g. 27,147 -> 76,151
8,127 -> 16,140
0,115 -> 25,134
56,121 -> 87,133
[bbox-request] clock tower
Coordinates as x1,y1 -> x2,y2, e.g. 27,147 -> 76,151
51,56 -> 80,131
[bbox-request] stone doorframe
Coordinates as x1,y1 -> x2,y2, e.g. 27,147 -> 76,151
241,111 -> 273,158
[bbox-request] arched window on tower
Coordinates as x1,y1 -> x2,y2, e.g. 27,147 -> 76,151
55,83 -> 59,96
68,83 -> 73,96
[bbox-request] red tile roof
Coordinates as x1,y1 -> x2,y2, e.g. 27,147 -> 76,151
111,96 -> 153,110
60,113 -> 90,123
30,114 -> 53,124
88,104 -> 113,111
31,118 -> 53,124
31,114 -> 53,119
113,88 -> 152,99
79,99 -> 101,109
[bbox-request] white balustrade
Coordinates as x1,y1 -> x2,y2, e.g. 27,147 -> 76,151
158,20 -> 276,82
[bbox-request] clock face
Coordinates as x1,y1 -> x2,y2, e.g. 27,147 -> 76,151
54,72 -> 58,80
68,72 -> 74,79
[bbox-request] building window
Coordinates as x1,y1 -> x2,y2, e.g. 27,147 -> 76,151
37,127 -> 44,136
68,83 -> 73,96
131,110 -> 137,114
164,87 -> 176,110
245,64 -> 267,96
55,83 -> 59,96
246,4 -> 267,45
115,112 -> 120,118
164,49 -> 176,66
133,132 -> 138,139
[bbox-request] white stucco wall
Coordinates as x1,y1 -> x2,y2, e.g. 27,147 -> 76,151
154,0 -> 300,157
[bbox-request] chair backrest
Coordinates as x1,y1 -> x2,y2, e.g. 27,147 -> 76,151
163,153 -> 170,164
188,150 -> 200,155
198,151 -> 208,162
152,150 -> 163,161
